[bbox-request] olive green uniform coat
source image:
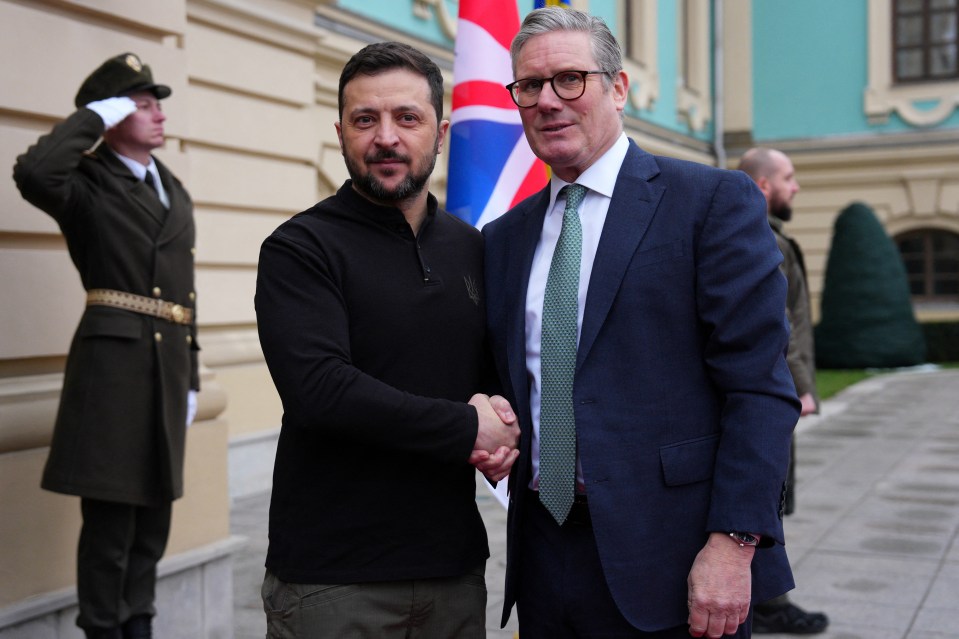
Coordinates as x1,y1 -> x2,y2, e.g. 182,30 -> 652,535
14,108 -> 198,507
769,214 -> 816,515
768,215 -> 817,404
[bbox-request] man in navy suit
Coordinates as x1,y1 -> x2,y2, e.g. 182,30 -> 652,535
483,8 -> 800,638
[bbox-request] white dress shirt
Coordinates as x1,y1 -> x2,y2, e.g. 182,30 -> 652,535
114,151 -> 170,209
525,133 -> 630,489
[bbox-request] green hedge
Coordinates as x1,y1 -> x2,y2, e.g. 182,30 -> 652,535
921,321 -> 959,362
814,202 -> 926,368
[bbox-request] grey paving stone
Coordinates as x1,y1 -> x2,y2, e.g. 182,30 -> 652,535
226,370 -> 959,639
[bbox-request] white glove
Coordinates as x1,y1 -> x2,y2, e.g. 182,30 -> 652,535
85,96 -> 137,129
186,390 -> 198,427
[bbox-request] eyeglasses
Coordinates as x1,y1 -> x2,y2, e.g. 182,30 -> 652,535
505,70 -> 609,108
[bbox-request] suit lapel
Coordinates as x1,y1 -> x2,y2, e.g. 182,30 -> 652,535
504,188 -> 550,436
578,142 -> 665,365
154,159 -> 191,246
97,146 -> 167,227
501,190 -> 549,493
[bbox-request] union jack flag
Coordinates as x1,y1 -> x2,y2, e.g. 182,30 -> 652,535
447,0 -> 548,228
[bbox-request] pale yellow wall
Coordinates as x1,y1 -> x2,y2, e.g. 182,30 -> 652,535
0,0 -> 462,615
722,0 -> 753,137
0,448 -> 78,604
0,0 -> 334,614
722,142 -> 959,323
766,145 -> 959,323
0,418 -> 228,606
183,0 -> 328,447
214,363 -> 284,437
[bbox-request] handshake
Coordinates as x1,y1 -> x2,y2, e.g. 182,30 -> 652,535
468,393 -> 521,482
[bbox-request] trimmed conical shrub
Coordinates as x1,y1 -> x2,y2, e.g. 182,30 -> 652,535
814,202 -> 926,368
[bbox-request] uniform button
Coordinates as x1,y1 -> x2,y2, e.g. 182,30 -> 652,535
152,287 -> 162,298
186,334 -> 192,345
191,247 -> 197,256
188,291 -> 196,301
154,332 -> 163,342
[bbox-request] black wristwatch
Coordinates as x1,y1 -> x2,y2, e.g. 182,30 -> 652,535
729,531 -> 760,547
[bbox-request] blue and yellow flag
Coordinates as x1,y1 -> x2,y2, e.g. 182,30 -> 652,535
534,0 -> 571,7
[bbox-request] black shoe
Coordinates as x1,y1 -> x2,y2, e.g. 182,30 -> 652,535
121,614 -> 153,639
83,628 -> 122,639
753,602 -> 829,634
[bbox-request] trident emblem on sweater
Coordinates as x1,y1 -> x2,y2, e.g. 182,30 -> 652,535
464,275 -> 480,306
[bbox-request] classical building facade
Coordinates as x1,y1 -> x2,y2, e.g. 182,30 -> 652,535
1,1 -> 956,636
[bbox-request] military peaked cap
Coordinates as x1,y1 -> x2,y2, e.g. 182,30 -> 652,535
74,52 -> 171,108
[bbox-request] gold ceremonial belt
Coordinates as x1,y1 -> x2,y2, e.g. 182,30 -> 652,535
86,289 -> 193,325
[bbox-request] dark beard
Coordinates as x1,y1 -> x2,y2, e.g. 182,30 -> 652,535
345,147 -> 437,204
771,201 -> 792,222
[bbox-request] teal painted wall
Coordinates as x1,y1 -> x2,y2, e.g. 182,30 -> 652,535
633,0 -> 678,132
545,0 -> 714,142
336,0 -> 464,46
335,0 -> 714,143
752,0 -> 959,140
587,0 -> 714,142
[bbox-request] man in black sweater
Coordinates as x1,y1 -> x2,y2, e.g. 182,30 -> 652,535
254,42 -> 519,638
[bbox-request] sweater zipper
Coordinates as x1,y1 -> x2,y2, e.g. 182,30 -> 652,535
415,241 -> 432,283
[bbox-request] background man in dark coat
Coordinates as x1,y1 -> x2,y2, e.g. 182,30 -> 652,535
13,52 -> 198,639
740,147 -> 829,635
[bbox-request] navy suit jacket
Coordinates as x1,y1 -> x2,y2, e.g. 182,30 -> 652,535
483,141 -> 800,631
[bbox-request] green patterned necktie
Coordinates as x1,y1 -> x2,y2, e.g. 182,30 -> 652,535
539,183 -> 587,525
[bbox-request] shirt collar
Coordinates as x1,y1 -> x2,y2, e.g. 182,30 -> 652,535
111,149 -> 157,182
546,133 -> 630,215
338,180 -> 438,236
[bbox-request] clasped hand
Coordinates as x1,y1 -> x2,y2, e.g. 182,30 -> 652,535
468,393 -> 520,482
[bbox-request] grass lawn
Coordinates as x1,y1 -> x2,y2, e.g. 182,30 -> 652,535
816,362 -> 957,401
816,369 -> 873,400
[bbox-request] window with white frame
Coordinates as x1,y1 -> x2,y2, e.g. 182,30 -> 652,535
893,0 -> 958,83
866,0 -> 959,125
896,228 -> 959,301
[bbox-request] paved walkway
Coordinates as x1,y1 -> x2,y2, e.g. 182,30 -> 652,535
230,466 -> 518,638
231,368 -> 959,639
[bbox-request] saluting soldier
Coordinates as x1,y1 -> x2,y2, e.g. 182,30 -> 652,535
13,52 -> 198,639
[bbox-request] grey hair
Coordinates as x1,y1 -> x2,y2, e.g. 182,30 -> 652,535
510,7 -> 622,89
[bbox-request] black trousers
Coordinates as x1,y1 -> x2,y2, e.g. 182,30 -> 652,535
76,498 -> 172,631
517,492 -> 753,638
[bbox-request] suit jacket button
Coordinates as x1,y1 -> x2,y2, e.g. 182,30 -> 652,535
152,286 -> 162,298
154,332 -> 163,342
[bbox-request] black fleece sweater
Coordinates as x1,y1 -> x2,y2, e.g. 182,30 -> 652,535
255,182 -> 491,583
